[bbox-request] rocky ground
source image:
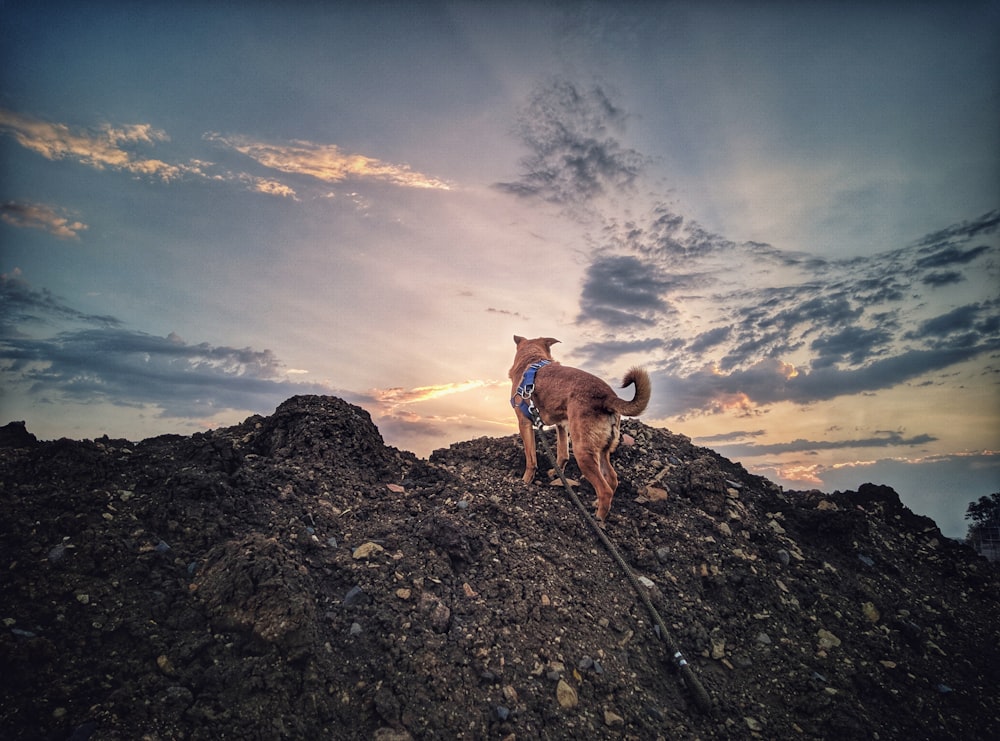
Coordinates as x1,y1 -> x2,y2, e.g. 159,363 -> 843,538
1,395 -> 998,740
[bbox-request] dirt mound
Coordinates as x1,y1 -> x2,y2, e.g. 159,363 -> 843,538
1,395 -> 997,740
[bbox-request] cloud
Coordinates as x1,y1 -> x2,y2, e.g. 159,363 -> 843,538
688,326 -> 732,353
495,79 -> 646,206
654,338 -> 1000,418
695,429 -> 766,444
0,109 -> 202,182
1,201 -> 88,240
0,274 -> 335,419
568,179 -> 999,417
205,133 -> 451,190
573,337 -> 669,366
577,254 -> 679,327
907,303 -> 983,341
713,430 -> 938,458
1,271 -> 120,332
809,325 -> 892,368
369,379 -> 501,406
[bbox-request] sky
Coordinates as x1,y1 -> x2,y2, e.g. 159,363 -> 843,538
2,1 -> 998,539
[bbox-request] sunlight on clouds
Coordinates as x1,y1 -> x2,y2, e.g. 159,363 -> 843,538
371,379 -> 502,405
1,201 -> 88,240
0,109 -> 200,182
776,463 -> 824,486
205,133 -> 451,190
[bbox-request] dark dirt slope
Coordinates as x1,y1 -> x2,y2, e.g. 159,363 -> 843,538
1,395 -> 997,741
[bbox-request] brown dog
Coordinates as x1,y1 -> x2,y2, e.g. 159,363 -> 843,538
509,335 -> 651,522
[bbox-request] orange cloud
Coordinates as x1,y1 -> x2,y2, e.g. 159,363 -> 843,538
372,379 -> 501,406
0,109 -> 201,182
206,133 -> 451,190
776,463 -> 824,485
1,201 -> 88,240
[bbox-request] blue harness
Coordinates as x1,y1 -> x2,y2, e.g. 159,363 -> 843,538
511,360 -> 551,427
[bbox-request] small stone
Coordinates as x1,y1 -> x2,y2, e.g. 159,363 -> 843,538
352,542 -> 384,560
540,594 -> 551,606
349,622 -> 363,636
745,716 -> 763,732
767,519 -> 786,535
817,499 -> 838,511
862,602 -> 880,623
462,582 -> 478,598
637,576 -> 655,589
429,602 -> 451,633
756,632 -> 772,645
639,485 -> 668,501
386,483 -> 405,493
156,654 -> 177,676
496,705 -> 510,721
343,585 -> 368,606
817,628 -> 841,650
880,660 -> 897,669
604,709 -> 625,728
717,522 -> 732,537
75,593 -> 90,605
621,434 -> 635,446
556,678 -> 578,708
578,656 -> 594,671
655,547 -> 671,563
710,636 -> 726,660
395,588 -> 412,600
776,549 -> 790,566
502,685 -> 518,703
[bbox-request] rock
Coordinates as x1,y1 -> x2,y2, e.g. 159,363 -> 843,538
373,728 -> 413,741
343,585 -> 368,606
156,654 -> 177,677
604,709 -> 625,727
353,542 -> 384,560
637,485 -> 669,501
711,635 -> 726,659
817,629 -> 842,651
862,602 -> 880,623
556,678 -> 578,708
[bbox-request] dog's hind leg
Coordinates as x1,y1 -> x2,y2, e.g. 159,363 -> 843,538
576,448 -> 615,522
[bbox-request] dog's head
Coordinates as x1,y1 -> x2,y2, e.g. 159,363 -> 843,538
513,335 -> 560,357
510,335 -> 560,379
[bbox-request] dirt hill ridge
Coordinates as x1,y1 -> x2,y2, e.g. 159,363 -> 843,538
1,395 -> 997,740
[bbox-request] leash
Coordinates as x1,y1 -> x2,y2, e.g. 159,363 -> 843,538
531,424 -> 715,715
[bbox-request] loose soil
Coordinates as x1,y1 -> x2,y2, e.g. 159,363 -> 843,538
1,395 -> 997,740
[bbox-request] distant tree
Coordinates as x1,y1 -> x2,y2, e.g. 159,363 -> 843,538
965,492 -> 1000,562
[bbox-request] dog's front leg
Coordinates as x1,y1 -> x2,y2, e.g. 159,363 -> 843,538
518,415 -> 538,483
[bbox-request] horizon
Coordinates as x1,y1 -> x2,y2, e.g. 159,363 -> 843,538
2,1 -> 998,540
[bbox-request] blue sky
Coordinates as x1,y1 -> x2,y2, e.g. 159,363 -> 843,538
2,1 -> 998,538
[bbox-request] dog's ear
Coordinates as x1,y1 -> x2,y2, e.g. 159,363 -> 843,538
513,335 -> 525,345
543,337 -> 560,349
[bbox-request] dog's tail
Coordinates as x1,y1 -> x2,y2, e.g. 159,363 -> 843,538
611,367 -> 651,417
